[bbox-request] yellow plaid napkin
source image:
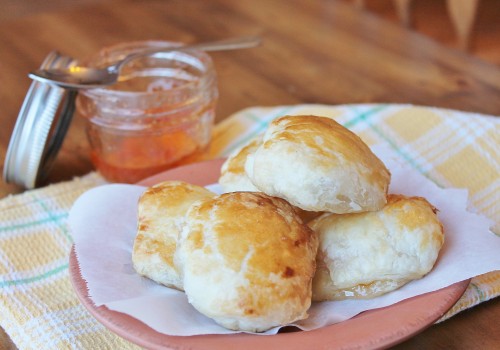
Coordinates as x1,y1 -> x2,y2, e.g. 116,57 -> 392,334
0,104 -> 498,349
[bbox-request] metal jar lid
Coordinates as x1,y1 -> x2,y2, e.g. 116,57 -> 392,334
3,52 -> 78,189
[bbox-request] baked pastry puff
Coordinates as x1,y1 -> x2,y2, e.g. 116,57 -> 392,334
219,134 -> 322,224
244,115 -> 391,213
132,181 -> 215,290
219,135 -> 262,193
310,194 -> 444,301
175,192 -> 318,332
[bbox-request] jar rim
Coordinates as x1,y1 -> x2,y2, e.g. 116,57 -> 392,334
79,40 -> 216,99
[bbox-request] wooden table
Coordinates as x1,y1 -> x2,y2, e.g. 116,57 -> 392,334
0,0 -> 498,348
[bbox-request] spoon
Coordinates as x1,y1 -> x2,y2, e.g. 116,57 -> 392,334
28,36 -> 261,89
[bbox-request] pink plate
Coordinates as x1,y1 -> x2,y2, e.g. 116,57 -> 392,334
69,158 -> 470,350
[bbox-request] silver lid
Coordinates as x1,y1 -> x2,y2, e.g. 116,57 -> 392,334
3,52 -> 78,189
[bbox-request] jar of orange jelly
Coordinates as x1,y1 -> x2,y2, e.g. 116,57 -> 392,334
76,41 -> 218,183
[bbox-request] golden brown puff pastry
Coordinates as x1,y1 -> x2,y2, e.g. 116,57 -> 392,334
219,134 -> 322,223
175,192 -> 318,332
132,181 -> 215,290
219,135 -> 262,193
309,194 -> 444,301
244,115 -> 391,213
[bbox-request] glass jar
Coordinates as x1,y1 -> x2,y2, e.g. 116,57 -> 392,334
76,41 -> 218,183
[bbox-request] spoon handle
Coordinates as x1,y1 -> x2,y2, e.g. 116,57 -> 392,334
116,36 -> 261,70
184,36 -> 262,52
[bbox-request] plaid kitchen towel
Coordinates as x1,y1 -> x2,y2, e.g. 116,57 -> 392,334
0,104 -> 498,349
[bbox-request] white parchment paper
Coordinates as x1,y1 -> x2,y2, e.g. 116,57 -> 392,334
69,145 -> 500,336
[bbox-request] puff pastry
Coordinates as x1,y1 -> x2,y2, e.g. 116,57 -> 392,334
219,134 -> 321,223
175,191 -> 318,332
132,181 -> 215,290
244,115 -> 390,213
310,194 -> 444,301
219,135 -> 262,193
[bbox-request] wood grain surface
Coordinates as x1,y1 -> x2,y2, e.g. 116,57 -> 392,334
0,0 -> 499,348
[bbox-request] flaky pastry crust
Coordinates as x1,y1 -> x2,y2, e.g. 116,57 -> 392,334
176,191 -> 318,332
132,181 -> 215,290
245,115 -> 391,213
310,194 -> 444,301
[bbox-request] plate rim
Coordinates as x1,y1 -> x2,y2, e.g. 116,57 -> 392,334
69,158 -> 470,350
